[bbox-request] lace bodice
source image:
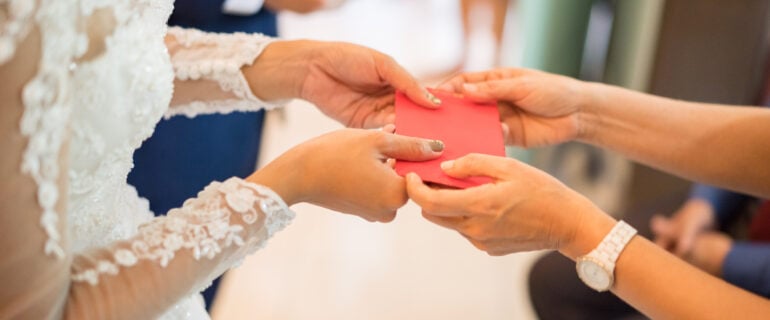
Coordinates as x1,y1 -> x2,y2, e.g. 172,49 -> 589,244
0,0 -> 293,318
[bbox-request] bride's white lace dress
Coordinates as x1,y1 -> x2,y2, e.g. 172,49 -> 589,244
0,0 -> 293,318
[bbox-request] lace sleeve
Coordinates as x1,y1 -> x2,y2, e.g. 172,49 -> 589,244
4,73 -> 295,317
67,178 -> 295,319
2,2 -> 296,319
165,27 -> 288,119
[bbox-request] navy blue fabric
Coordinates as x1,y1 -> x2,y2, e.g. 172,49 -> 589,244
687,185 -> 770,295
168,0 -> 277,34
127,0 -> 277,310
689,184 -> 752,227
723,242 -> 770,297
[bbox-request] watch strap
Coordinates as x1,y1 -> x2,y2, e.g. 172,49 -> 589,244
592,220 -> 637,265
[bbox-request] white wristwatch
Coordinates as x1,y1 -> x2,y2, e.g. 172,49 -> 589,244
576,220 -> 637,292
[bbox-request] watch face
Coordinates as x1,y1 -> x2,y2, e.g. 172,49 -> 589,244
577,258 -> 612,291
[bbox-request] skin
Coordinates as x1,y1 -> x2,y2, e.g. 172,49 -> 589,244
650,198 -> 732,276
165,37 -> 442,128
1,12 -> 443,318
437,68 -> 770,196
244,40 -> 442,128
405,68 -> 770,319
249,129 -> 443,222
164,33 -> 447,221
651,198 -> 717,257
237,39 -> 445,221
166,35 -> 447,219
687,231 -> 732,277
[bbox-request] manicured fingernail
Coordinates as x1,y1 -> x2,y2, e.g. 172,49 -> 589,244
463,83 -> 478,92
426,92 -> 442,105
429,139 -> 444,152
440,160 -> 454,170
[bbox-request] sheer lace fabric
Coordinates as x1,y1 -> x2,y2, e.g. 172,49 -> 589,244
71,179 -> 294,287
0,0 -> 293,319
165,26 -> 286,118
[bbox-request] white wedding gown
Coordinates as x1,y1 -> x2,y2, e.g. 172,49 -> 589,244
0,0 -> 294,318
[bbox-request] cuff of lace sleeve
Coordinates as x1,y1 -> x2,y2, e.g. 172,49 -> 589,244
225,177 -> 296,235
165,66 -> 290,119
166,27 -> 289,118
163,97 -> 291,119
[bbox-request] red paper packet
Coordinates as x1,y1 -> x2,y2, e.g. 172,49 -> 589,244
394,89 -> 505,189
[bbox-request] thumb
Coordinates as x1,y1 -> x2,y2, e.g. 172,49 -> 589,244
440,153 -> 513,180
377,55 -> 442,109
378,134 -> 444,161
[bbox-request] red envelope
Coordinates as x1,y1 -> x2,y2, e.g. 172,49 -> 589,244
394,89 -> 505,189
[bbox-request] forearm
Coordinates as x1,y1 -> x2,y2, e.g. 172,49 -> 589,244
241,39 -> 317,102
562,208 -> 770,319
578,82 -> 770,198
167,35 -> 312,101
613,237 -> 770,319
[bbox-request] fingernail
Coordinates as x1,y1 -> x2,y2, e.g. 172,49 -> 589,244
426,92 -> 442,105
463,83 -> 478,92
440,160 -> 454,170
429,139 -> 444,152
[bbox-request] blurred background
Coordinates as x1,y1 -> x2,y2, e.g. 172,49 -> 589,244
194,0 -> 770,319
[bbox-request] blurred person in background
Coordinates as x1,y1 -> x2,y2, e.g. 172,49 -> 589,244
457,0 -> 510,72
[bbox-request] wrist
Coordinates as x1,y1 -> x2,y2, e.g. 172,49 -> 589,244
243,40 -> 317,101
246,163 -> 302,207
559,199 -> 618,260
246,142 -> 318,207
575,81 -> 609,145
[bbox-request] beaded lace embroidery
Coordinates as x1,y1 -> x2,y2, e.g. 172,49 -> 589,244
71,178 -> 295,285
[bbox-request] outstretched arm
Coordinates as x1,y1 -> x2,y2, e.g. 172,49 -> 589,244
0,24 -> 293,319
578,82 -> 770,198
440,68 -> 770,198
164,27 -> 282,118
405,154 -> 770,320
166,30 -> 441,127
1,5 -> 444,318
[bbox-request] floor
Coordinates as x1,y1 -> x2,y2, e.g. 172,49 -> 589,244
212,1 -> 543,319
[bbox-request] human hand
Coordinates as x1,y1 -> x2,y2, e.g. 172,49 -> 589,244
404,153 -> 616,257
686,231 -> 732,277
246,40 -> 441,128
650,198 -> 716,257
248,129 -> 444,222
437,68 -> 586,147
